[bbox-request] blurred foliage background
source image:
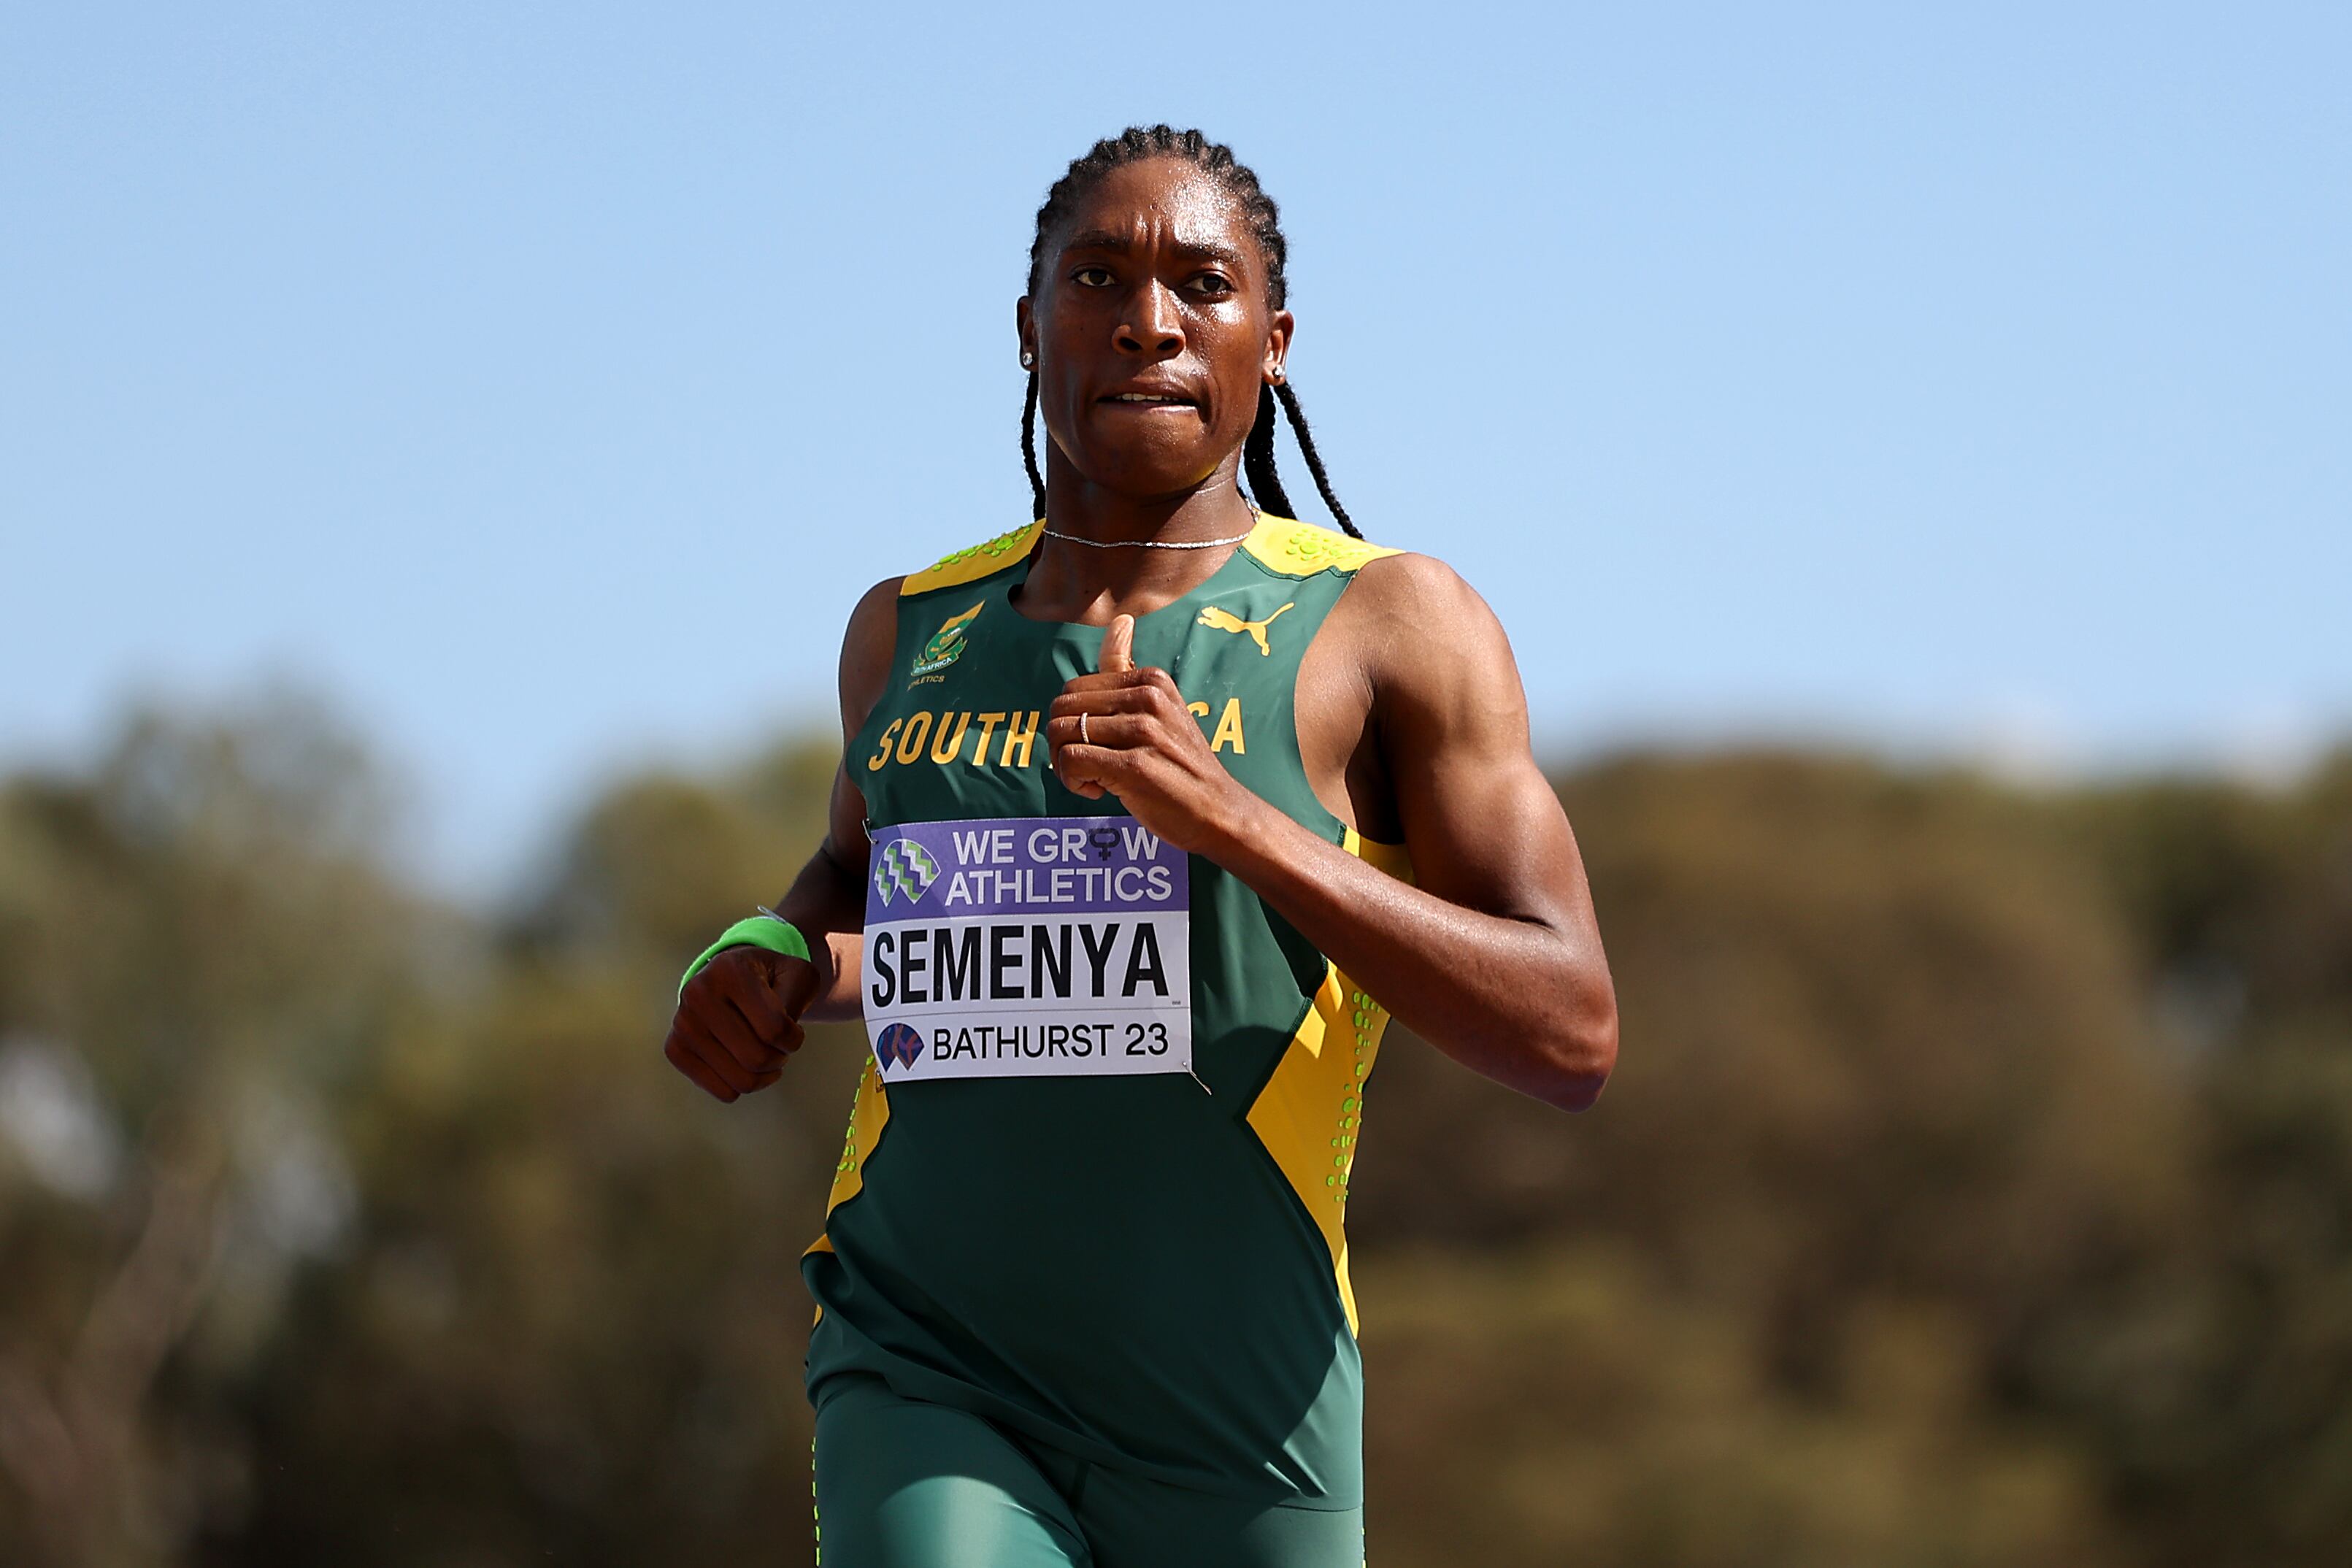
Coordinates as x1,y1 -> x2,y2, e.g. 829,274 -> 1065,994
3,691 -> 2349,1567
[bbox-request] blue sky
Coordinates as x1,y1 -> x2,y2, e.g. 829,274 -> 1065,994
5,3 -> 2345,895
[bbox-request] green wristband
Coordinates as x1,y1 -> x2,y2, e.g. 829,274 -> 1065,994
679,910 -> 811,999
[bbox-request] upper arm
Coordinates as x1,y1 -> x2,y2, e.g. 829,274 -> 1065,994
1353,554 -> 1594,932
824,576 -> 904,866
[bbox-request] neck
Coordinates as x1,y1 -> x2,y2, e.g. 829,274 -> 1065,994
1018,452 -> 1259,625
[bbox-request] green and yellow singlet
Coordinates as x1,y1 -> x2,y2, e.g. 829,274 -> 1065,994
804,513 -> 1408,1510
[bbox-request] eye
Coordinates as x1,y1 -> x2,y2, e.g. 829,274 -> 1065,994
1071,265 -> 1115,288
1188,271 -> 1236,298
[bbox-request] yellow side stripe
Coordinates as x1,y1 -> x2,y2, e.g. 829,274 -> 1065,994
1245,828 -> 1412,1335
805,1054 -> 891,1285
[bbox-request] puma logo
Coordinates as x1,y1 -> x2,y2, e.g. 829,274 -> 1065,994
1197,602 -> 1294,656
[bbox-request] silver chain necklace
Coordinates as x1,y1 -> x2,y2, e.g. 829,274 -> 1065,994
1039,510 -> 1261,551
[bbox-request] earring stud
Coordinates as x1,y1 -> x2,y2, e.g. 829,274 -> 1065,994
1021,350 -> 1035,368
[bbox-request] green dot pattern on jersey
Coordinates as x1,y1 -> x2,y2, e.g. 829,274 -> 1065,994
804,514 -> 1411,1510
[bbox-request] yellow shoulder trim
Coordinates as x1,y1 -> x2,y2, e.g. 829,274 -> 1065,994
902,520 -> 1044,596
1244,827 -> 1414,1337
1240,514 -> 1402,578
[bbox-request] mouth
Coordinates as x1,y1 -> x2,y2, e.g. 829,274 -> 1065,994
1097,389 -> 1201,412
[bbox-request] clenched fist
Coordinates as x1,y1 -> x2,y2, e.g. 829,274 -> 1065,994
1047,613 -> 1258,856
663,946 -> 819,1102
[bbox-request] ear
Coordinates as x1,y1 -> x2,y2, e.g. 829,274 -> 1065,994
1264,308 -> 1296,383
1015,296 -> 1037,369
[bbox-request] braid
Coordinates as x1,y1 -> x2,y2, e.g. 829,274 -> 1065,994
1273,382 -> 1358,537
1021,126 -> 1361,537
1242,385 -> 1296,518
1021,369 -> 1045,518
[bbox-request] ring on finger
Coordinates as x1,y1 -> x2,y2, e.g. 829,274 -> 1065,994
1080,712 -> 1091,745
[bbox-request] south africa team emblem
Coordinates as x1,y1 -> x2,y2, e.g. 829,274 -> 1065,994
911,601 -> 984,680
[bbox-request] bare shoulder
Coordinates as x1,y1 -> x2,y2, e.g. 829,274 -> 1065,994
837,520 -> 1042,742
838,576 -> 907,739
1345,550 -> 1521,712
845,574 -> 906,651
1350,549 -> 1496,624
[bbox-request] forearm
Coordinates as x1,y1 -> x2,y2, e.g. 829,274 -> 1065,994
771,837 -> 868,1023
1208,795 -> 1618,1110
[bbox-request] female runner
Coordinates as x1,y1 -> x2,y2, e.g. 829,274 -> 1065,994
663,126 -> 1618,1567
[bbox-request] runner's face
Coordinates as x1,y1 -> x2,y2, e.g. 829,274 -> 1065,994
1018,158 -> 1291,501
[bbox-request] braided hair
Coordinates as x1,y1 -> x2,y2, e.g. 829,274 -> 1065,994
1021,126 -> 1359,539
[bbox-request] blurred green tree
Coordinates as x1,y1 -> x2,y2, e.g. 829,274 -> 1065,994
4,697 -> 2348,1568
2030,755 -> 2352,1568
0,691 -> 420,1566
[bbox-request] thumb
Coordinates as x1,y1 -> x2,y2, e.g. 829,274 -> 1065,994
751,945 -> 823,1021
1100,613 -> 1136,675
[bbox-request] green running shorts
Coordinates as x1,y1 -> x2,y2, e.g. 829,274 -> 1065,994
812,1375 -> 1365,1568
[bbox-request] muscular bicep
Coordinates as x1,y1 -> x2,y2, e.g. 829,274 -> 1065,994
1363,558 -> 1594,932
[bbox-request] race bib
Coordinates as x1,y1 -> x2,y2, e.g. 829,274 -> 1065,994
861,815 -> 1192,1082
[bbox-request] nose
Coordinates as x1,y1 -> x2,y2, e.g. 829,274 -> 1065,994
1113,280 -> 1184,360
